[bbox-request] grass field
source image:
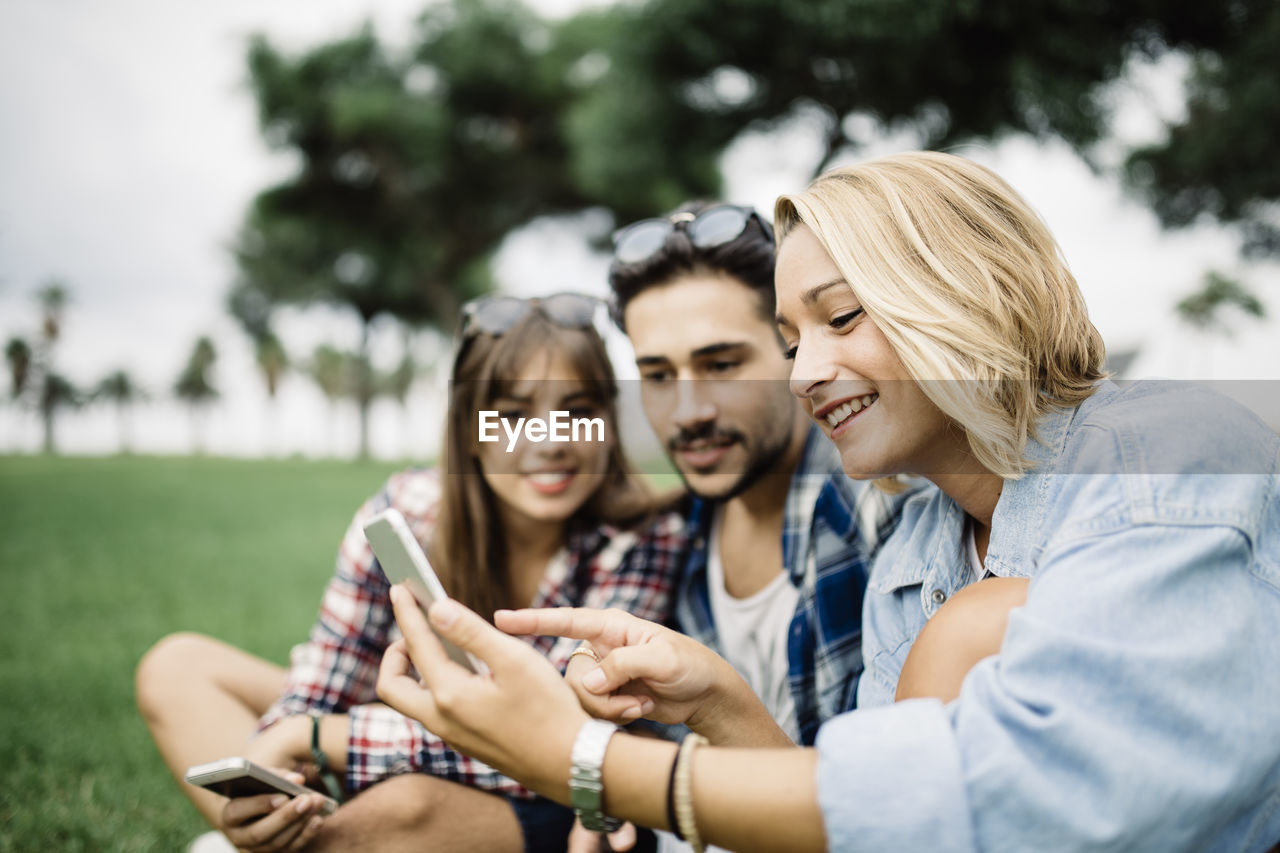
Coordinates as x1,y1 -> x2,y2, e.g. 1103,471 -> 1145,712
0,454 -> 406,852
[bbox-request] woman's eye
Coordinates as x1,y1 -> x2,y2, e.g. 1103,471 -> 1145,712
641,370 -> 671,383
498,408 -> 526,421
707,360 -> 738,375
567,406 -> 599,419
831,308 -> 864,329
782,344 -> 798,361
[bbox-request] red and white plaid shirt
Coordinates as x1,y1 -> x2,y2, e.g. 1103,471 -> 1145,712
257,468 -> 689,798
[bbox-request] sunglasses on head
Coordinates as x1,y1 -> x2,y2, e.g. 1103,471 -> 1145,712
458,292 -> 602,340
610,204 -> 773,266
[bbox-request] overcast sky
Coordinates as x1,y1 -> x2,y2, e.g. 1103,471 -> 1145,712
2,0 -> 1277,457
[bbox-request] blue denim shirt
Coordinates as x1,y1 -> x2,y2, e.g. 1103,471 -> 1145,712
816,381 -> 1280,852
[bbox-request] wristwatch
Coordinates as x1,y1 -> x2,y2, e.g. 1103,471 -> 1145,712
569,718 -> 623,833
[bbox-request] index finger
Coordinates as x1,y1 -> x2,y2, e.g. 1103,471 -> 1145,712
495,607 -> 644,646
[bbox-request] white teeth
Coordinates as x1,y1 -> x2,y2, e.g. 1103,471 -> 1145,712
823,394 -> 878,428
527,471 -> 572,485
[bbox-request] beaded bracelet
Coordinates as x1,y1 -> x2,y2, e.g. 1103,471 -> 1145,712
673,732 -> 708,853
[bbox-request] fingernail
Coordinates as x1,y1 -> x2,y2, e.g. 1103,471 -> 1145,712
389,585 -> 405,605
582,667 -> 606,692
620,704 -> 641,722
296,796 -> 311,814
430,599 -> 460,629
640,697 -> 655,715
270,795 -> 287,809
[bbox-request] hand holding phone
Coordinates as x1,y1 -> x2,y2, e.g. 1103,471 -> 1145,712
362,508 -> 483,673
184,758 -> 338,815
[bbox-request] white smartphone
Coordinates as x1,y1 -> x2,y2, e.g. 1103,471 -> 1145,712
184,757 -> 338,815
362,507 -> 483,674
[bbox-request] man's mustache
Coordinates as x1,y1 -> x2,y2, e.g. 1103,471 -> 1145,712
667,424 -> 744,454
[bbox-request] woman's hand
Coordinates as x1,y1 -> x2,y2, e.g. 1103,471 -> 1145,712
217,777 -> 328,852
377,584 -> 589,801
498,607 -> 787,746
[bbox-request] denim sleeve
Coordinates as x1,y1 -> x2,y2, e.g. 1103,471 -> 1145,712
816,523 -> 1280,852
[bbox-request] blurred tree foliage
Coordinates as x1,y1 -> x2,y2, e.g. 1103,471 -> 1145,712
231,0 -> 597,457
233,0 -> 1277,436
1123,2 -> 1280,257
1175,270 -> 1266,335
563,0 -> 1274,216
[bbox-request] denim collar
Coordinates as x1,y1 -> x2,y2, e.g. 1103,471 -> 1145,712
869,383 -> 1114,597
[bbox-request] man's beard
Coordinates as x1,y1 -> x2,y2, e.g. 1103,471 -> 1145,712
666,418 -> 795,501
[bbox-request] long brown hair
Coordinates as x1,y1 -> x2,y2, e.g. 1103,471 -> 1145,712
428,308 -> 653,619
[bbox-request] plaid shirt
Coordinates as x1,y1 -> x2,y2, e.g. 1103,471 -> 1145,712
258,468 -> 689,798
674,426 -> 913,746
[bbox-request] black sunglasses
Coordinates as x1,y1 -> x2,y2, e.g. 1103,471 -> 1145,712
611,204 -> 773,266
458,292 -> 602,340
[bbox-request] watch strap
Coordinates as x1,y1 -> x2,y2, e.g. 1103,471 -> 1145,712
569,718 -> 623,833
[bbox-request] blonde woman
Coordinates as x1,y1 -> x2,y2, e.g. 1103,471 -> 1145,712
377,153 -> 1280,852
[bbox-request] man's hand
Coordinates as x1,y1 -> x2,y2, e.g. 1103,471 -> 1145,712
498,607 -> 766,742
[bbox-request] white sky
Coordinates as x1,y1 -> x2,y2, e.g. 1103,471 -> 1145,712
2,1 -> 1277,457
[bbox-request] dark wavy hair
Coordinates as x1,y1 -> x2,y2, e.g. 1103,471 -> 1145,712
431,309 -> 654,619
607,201 -> 778,330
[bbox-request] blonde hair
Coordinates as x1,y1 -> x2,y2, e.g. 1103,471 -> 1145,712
775,151 -> 1105,479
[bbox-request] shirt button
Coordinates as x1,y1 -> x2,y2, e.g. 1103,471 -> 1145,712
931,589 -> 947,605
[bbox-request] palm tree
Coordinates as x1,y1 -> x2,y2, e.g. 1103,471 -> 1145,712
94,370 -> 146,454
309,344 -> 350,457
39,372 -> 82,454
174,337 -> 219,454
5,337 -> 31,399
255,332 -> 289,456
383,337 -> 417,458
36,281 -> 69,347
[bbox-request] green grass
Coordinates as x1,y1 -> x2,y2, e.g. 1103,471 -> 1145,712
0,455 -> 404,852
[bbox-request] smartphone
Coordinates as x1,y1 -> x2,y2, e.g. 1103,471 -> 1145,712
184,757 -> 338,815
362,507 -> 483,673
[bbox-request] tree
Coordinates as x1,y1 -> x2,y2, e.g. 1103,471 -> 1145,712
560,0 -> 1275,229
36,280 -> 69,346
309,344 -> 351,456
1123,2 -> 1280,258
94,369 -> 146,454
1175,270 -> 1266,335
5,337 -> 31,399
38,372 -> 82,455
230,0 -> 595,458
174,337 -> 219,454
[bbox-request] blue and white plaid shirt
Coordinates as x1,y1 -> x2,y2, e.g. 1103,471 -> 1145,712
674,425 -> 916,745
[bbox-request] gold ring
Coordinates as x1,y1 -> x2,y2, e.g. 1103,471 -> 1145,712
569,645 -> 600,664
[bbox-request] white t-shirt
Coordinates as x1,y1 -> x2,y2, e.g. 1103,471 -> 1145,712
965,516 -> 987,584
657,509 -> 801,853
704,508 -> 801,742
